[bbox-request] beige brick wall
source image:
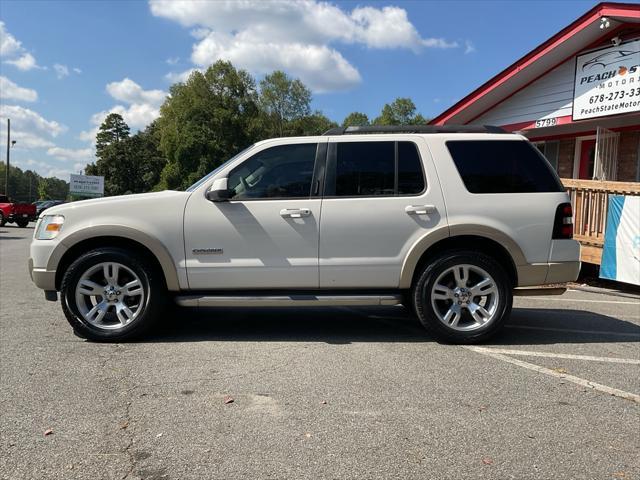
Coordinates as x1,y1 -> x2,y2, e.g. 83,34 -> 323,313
617,130 -> 639,182
557,138 -> 575,179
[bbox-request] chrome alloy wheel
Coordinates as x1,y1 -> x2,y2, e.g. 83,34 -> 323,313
74,262 -> 145,330
430,264 -> 500,332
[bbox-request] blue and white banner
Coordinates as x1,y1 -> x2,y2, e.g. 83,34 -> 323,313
600,195 -> 640,285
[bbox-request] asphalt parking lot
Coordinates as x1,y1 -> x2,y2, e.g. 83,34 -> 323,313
1,225 -> 639,480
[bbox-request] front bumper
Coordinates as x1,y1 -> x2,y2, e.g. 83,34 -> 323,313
28,257 -> 57,290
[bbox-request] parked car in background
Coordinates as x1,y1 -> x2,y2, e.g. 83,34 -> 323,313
0,195 -> 37,227
35,200 -> 65,217
29,125 -> 580,343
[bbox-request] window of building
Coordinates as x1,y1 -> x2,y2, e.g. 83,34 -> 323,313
534,140 -> 560,172
446,140 -> 564,194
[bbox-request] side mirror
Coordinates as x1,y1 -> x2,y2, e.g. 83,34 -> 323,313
206,177 -> 231,202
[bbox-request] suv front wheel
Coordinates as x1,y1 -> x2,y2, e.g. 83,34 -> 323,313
411,250 -> 512,344
61,247 -> 165,341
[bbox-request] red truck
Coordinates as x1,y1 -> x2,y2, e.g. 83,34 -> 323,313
0,195 -> 37,227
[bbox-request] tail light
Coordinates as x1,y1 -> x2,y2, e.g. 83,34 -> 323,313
553,202 -> 573,239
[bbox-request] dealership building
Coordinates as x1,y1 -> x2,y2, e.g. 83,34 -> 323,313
431,2 -> 639,265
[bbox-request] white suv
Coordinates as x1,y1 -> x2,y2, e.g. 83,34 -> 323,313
29,125 -> 580,343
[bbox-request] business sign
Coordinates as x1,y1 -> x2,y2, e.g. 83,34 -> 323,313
600,195 -> 640,286
573,39 -> 640,120
70,174 -> 104,197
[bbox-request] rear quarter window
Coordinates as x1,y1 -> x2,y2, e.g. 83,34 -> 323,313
446,140 -> 564,194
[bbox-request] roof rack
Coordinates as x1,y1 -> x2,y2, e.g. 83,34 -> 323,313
322,125 -> 507,136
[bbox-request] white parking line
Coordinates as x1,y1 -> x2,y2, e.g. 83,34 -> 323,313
504,324 -> 640,337
518,297 -> 640,305
471,347 -> 640,364
465,346 -> 640,404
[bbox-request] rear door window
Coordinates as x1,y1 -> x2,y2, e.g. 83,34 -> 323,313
330,141 -> 425,197
446,140 -> 564,193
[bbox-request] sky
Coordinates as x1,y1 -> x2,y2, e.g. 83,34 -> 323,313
0,0 -> 598,181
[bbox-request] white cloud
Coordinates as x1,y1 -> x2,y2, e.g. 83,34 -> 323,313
5,52 -> 43,71
0,76 -> 38,102
6,131 -> 55,149
464,40 -> 476,55
106,78 -> 166,107
166,56 -> 180,65
0,22 -> 44,71
0,104 -> 66,151
0,21 -> 23,57
47,146 -> 93,162
191,32 -> 360,92
53,63 -> 70,79
80,79 -> 167,143
73,67 -> 82,74
0,104 -> 66,137
165,68 -> 197,83
151,0 -> 458,92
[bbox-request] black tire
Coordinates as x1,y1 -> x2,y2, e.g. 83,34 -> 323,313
61,247 -> 166,341
0,212 -> 5,227
411,250 -> 512,344
16,219 -> 29,228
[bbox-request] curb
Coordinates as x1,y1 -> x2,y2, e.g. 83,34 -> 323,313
568,284 -> 640,300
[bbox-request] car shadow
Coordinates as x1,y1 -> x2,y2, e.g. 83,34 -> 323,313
142,305 -> 640,345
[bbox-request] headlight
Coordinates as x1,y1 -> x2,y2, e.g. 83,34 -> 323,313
35,215 -> 65,240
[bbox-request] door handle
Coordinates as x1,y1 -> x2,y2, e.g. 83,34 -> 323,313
280,208 -> 311,218
405,205 -> 436,215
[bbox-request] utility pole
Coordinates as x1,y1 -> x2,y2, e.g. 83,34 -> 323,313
4,118 -> 9,196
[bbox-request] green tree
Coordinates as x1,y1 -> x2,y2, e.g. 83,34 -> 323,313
95,113 -> 130,158
86,119 -> 167,196
259,71 -> 312,137
156,61 -> 261,190
86,114 -> 133,195
372,98 -> 428,125
288,112 -> 337,136
0,163 -> 67,201
342,112 -> 370,128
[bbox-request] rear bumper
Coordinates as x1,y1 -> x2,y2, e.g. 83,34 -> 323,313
516,239 -> 581,286
516,261 -> 581,286
7,213 -> 36,222
546,261 -> 581,284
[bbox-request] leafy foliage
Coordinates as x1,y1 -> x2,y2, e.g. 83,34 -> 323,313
372,98 -> 428,125
95,113 -> 130,158
342,112 -> 370,127
0,163 -> 68,202
259,71 -> 312,137
86,119 -> 166,196
156,61 -> 261,190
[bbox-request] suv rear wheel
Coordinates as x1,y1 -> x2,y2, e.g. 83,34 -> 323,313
61,247 -> 165,341
411,250 -> 512,343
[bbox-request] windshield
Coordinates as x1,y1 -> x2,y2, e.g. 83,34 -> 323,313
185,144 -> 256,192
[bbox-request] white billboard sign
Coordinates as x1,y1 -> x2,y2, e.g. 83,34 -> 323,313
70,174 -> 104,197
573,39 -> 640,121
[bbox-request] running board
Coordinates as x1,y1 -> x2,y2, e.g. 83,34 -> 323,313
513,286 -> 567,296
175,294 -> 403,308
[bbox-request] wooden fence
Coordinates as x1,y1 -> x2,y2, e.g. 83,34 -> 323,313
561,178 -> 640,264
